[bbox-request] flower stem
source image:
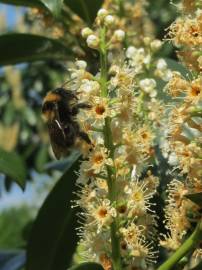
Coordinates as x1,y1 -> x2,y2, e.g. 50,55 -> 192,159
157,220 -> 202,270
100,26 -> 108,97
116,0 -> 124,17
100,26 -> 122,270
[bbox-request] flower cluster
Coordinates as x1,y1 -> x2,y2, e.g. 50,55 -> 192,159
160,1 -> 202,253
65,4 -> 168,269
169,0 -> 202,72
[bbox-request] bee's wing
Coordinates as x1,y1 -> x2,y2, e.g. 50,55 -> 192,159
47,121 -> 67,159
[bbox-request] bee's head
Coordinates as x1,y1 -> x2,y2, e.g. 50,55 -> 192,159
52,88 -> 78,102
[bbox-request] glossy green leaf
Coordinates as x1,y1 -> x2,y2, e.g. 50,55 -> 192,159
40,0 -> 64,18
44,150 -> 80,171
0,0 -> 44,9
27,156 -> 81,270
69,262 -> 104,270
0,148 -> 26,190
35,145 -> 49,172
185,192 -> 202,207
64,0 -> 103,24
0,34 -> 72,66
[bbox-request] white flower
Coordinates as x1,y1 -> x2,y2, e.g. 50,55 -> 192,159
80,79 -> 100,94
143,54 -> 151,65
113,29 -> 125,42
150,39 -> 162,50
81,27 -> 93,38
126,46 -> 137,58
104,15 -> 115,26
76,60 -> 87,70
86,34 -> 100,49
139,78 -> 156,94
163,70 -> 173,81
97,8 -> 108,17
156,59 -> 167,70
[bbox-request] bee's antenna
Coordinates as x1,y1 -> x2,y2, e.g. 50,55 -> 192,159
60,77 -> 75,88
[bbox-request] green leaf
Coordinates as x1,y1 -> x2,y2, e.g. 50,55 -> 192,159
69,262 -> 104,270
0,0 -> 44,9
185,192 -> 202,207
27,156 -> 81,270
44,150 -> 80,171
64,0 -> 103,25
0,33 -> 72,66
40,0 -> 64,18
165,58 -> 191,78
0,148 -> 26,190
35,145 -> 49,172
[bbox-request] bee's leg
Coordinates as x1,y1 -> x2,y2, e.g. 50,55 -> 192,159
72,103 -> 91,115
79,131 -> 91,145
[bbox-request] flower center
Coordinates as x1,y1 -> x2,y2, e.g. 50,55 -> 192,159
95,105 -> 106,115
133,191 -> 144,201
190,86 -> 200,96
98,207 -> 108,218
94,154 -> 104,164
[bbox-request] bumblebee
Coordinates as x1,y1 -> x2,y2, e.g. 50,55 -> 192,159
42,87 -> 91,159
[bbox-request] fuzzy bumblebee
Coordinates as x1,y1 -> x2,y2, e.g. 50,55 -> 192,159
42,88 -> 91,159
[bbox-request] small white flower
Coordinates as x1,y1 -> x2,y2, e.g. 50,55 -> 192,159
163,70 -> 173,81
143,54 -> 151,65
104,15 -> 115,26
150,39 -> 162,50
81,27 -> 93,38
86,34 -> 100,49
139,78 -> 156,94
79,79 -> 100,94
113,29 -> 125,42
126,46 -> 137,58
156,59 -> 167,70
150,89 -> 157,98
97,8 -> 108,17
76,60 -> 87,70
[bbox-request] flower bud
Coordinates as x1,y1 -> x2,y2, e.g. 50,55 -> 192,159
87,34 -> 100,49
81,27 -> 93,38
156,59 -> 167,70
76,60 -> 87,70
104,15 -> 115,26
150,39 -> 162,51
97,8 -> 108,17
113,29 -> 125,42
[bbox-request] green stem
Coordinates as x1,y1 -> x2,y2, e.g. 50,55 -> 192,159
104,119 -> 122,270
99,27 -> 122,270
157,220 -> 202,270
116,0 -> 124,17
100,26 -> 108,97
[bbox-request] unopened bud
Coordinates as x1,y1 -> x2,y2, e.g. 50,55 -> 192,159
113,29 -> 125,42
86,34 -> 100,49
76,60 -> 87,70
104,15 -> 115,26
150,39 -> 162,51
97,8 -> 108,17
81,27 -> 93,38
